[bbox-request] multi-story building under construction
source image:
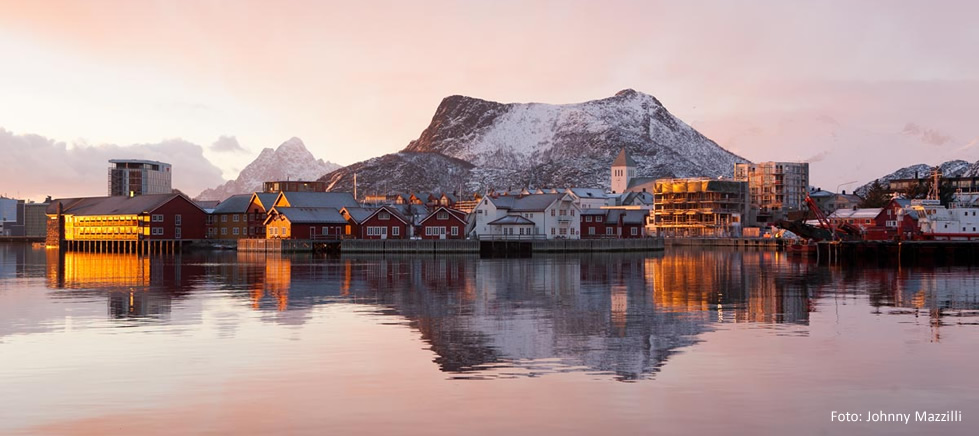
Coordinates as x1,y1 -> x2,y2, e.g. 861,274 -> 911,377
652,178 -> 749,237
734,162 -> 809,226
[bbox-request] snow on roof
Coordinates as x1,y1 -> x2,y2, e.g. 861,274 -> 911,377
829,208 -> 882,219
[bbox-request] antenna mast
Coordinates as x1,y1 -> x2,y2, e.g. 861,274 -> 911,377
927,167 -> 940,201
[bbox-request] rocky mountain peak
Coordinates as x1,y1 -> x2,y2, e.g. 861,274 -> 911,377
326,89 -> 747,194
196,137 -> 341,201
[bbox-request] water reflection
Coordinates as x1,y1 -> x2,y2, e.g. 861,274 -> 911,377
19,245 -> 979,381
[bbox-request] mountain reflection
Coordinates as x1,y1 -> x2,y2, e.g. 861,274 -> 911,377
33,245 -> 979,381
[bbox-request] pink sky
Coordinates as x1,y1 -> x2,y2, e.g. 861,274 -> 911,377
1,0 -> 978,199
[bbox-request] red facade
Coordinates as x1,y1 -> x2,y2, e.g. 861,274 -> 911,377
419,208 -> 467,239
146,196 -> 208,240
580,214 -> 607,239
359,207 -> 409,239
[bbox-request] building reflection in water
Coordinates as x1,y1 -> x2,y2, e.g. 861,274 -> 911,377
45,250 -> 204,320
41,246 -> 979,380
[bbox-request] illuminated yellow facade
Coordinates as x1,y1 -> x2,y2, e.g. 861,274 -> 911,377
64,214 -> 148,240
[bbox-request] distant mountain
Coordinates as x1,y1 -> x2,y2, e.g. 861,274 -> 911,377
320,89 -> 748,194
197,137 -> 341,201
854,160 -> 971,196
321,152 -> 474,195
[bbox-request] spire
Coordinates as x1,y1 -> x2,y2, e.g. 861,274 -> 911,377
612,148 -> 636,167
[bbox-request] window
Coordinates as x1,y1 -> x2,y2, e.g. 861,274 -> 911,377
437,211 -> 449,220
560,228 -> 567,235
233,214 -> 239,222
221,228 -> 228,235
571,210 -> 575,216
392,226 -> 400,236
585,216 -> 592,222
379,212 -> 390,220
175,228 -> 182,239
519,228 -> 525,235
560,209 -> 567,216
323,226 -> 329,235
152,214 -> 164,222
152,227 -> 164,235
551,228 -> 555,235
596,216 -> 603,223
631,227 -> 638,236
589,227 -> 595,235
233,227 -> 239,235
451,226 -> 458,236
607,227 -> 615,235
551,209 -> 555,216
221,215 -> 227,223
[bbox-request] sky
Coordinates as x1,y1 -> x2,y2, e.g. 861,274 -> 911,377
1,0 -> 978,200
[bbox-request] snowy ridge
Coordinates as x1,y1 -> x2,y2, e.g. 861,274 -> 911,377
854,160 -> 971,196
196,137 -> 341,201
345,89 -> 748,193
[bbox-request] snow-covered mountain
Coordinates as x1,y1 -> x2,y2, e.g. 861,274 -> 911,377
197,137 -> 341,201
320,89 -> 748,194
321,152 -> 474,195
854,160 -> 971,196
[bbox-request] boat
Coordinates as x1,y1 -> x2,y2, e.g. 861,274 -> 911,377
909,199 -> 979,241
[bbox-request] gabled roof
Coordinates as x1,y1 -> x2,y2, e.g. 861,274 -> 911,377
488,215 -> 535,225
212,194 -> 253,214
568,188 -> 609,199
607,209 -> 648,225
612,149 -> 636,167
364,205 -> 410,225
276,192 -> 359,209
268,207 -> 347,224
420,207 -> 468,225
341,207 -> 375,224
626,177 -> 657,190
487,193 -> 567,212
46,194 -> 199,216
251,193 -> 279,210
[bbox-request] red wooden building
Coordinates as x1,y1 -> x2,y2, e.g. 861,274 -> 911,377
418,207 -> 468,239
357,205 -> 410,239
264,207 -> 348,239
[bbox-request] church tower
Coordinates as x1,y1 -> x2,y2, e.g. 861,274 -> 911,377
611,148 -> 636,194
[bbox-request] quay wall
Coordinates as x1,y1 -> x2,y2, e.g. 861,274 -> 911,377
237,238 -> 666,254
665,237 -> 778,248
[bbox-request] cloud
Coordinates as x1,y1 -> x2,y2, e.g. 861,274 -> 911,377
803,151 -> 831,163
0,128 -> 226,201
210,135 -> 247,153
902,122 -> 954,147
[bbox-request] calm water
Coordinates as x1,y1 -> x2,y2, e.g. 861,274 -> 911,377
1,245 -> 978,435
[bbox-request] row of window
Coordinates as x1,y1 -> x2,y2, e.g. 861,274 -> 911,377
367,226 -> 400,236
425,226 -> 460,236
587,227 -> 640,235
583,216 -> 604,223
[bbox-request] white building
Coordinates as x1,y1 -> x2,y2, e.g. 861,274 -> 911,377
472,193 -> 581,239
610,149 -> 637,194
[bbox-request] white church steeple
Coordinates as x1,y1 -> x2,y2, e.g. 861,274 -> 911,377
610,148 -> 636,194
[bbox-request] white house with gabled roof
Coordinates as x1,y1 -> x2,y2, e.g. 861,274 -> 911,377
471,192 -> 581,239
